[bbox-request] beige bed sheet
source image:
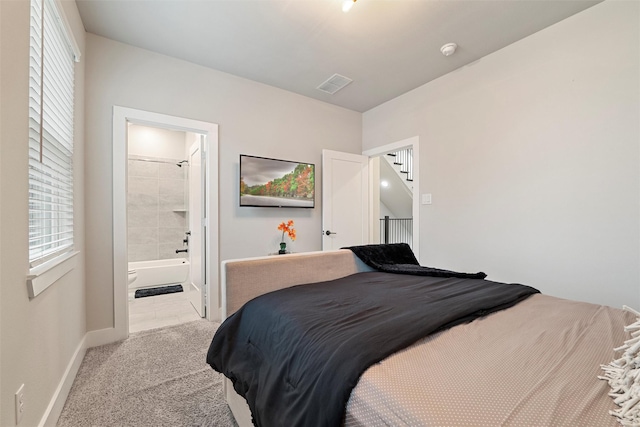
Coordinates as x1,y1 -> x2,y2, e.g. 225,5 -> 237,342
222,251 -> 632,426
344,294 -> 634,427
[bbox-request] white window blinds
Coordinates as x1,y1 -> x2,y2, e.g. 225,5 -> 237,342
28,0 -> 76,267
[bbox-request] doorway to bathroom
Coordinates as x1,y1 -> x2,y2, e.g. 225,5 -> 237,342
112,107 -> 219,339
126,124 -> 203,332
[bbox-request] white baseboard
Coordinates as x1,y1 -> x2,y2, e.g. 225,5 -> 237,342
85,326 -> 128,348
37,326 -> 128,427
38,335 -> 87,427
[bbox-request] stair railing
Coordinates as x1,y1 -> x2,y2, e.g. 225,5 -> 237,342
380,216 -> 413,248
388,148 -> 413,182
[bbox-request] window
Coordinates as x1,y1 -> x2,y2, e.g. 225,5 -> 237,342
28,0 -> 79,269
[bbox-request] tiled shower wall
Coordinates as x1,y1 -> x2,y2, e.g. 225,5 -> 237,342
128,155 -> 188,262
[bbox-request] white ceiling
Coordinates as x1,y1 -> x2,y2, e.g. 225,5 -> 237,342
75,0 -> 602,112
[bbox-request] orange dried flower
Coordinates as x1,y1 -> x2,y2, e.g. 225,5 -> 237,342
278,220 -> 296,242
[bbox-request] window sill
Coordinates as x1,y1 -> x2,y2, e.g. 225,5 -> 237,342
27,251 -> 79,298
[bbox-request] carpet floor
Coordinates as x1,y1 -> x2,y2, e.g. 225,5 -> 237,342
57,320 -> 237,427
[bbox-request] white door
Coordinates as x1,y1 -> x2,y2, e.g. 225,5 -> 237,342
322,149 -> 369,250
188,137 -> 206,317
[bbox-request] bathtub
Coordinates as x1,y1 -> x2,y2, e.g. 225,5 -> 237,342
128,258 -> 190,290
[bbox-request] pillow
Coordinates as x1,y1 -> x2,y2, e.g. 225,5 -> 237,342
343,243 -> 487,279
599,305 -> 640,424
343,243 -> 419,268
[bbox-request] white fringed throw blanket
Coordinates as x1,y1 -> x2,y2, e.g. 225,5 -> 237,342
600,306 -> 640,426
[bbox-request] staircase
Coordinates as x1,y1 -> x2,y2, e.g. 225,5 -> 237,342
379,148 -> 413,248
385,148 -> 413,192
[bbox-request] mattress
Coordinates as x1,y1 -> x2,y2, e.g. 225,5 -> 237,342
344,294 -> 633,426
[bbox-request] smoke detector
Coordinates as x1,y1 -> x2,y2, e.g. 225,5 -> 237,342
440,43 -> 457,57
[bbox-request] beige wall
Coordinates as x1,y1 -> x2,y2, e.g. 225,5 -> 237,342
84,34 -> 362,331
363,1 -> 640,308
0,1 -> 86,426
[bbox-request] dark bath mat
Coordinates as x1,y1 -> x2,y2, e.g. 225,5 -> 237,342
135,284 -> 183,298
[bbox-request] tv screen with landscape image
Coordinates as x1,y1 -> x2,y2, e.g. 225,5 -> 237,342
240,155 -> 315,208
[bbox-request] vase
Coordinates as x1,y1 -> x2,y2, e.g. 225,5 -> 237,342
279,242 -> 287,254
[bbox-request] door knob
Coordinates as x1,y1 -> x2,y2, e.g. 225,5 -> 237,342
325,230 -> 337,236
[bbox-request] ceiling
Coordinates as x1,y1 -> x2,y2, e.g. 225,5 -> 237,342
75,0 -> 602,113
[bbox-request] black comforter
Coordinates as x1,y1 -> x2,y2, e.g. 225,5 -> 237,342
345,242 -> 487,279
207,271 -> 539,427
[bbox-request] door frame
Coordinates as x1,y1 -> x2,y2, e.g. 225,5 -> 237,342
112,106 -> 219,341
363,136 -> 420,261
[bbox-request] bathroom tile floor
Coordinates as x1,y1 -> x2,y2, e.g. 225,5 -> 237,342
129,287 -> 201,333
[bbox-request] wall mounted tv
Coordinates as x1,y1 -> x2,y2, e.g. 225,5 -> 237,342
240,155 -> 315,208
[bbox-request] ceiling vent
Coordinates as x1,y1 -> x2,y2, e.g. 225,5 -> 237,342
316,73 -> 353,95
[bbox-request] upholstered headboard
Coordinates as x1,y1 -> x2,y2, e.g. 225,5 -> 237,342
221,249 -> 373,319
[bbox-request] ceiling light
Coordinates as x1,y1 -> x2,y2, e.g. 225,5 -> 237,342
440,43 -> 457,57
381,180 -> 389,188
342,0 -> 356,13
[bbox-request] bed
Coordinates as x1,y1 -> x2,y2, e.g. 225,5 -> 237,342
207,245 -> 634,427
